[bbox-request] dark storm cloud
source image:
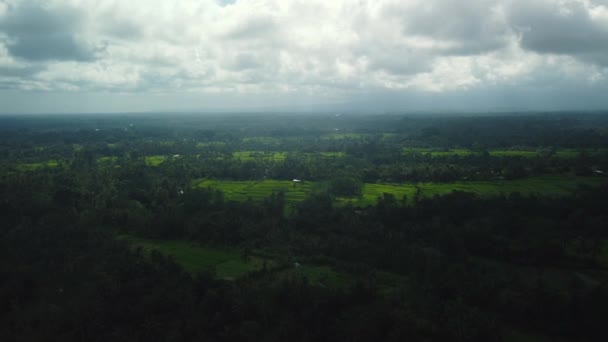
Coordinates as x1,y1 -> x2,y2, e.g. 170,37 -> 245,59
0,3 -> 96,61
508,0 -> 608,64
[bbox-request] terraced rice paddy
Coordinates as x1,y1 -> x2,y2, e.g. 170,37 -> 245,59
195,175 -> 607,207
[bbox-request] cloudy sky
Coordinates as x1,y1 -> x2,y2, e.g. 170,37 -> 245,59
1,0 -> 608,113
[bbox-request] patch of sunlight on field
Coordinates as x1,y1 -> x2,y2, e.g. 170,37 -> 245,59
119,235 -> 270,279
194,179 -> 316,204
145,155 -> 166,166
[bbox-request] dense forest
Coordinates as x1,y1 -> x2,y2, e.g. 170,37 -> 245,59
2,112 -> 608,341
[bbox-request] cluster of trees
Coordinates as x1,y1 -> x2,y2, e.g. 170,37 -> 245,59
2,155 -> 608,340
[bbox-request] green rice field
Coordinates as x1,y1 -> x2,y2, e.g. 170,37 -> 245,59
345,175 -> 608,206
232,151 -> 288,161
194,179 -> 316,204
195,175 -> 607,207
145,155 -> 167,166
232,151 -> 345,161
14,160 -> 60,171
322,133 -> 368,140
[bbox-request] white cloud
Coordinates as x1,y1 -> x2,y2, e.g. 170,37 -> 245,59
0,0 -> 607,112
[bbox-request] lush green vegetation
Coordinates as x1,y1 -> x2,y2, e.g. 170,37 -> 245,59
3,112 -> 608,342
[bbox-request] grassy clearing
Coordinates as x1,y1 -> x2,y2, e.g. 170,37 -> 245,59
119,235 -> 269,279
194,179 -> 316,204
15,160 -> 60,171
145,155 -> 166,166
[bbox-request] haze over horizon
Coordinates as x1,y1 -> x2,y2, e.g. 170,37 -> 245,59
2,0 -> 608,114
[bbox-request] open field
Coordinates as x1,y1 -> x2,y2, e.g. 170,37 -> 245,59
119,235 -> 270,279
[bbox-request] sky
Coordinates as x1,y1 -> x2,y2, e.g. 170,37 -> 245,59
1,0 -> 608,113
